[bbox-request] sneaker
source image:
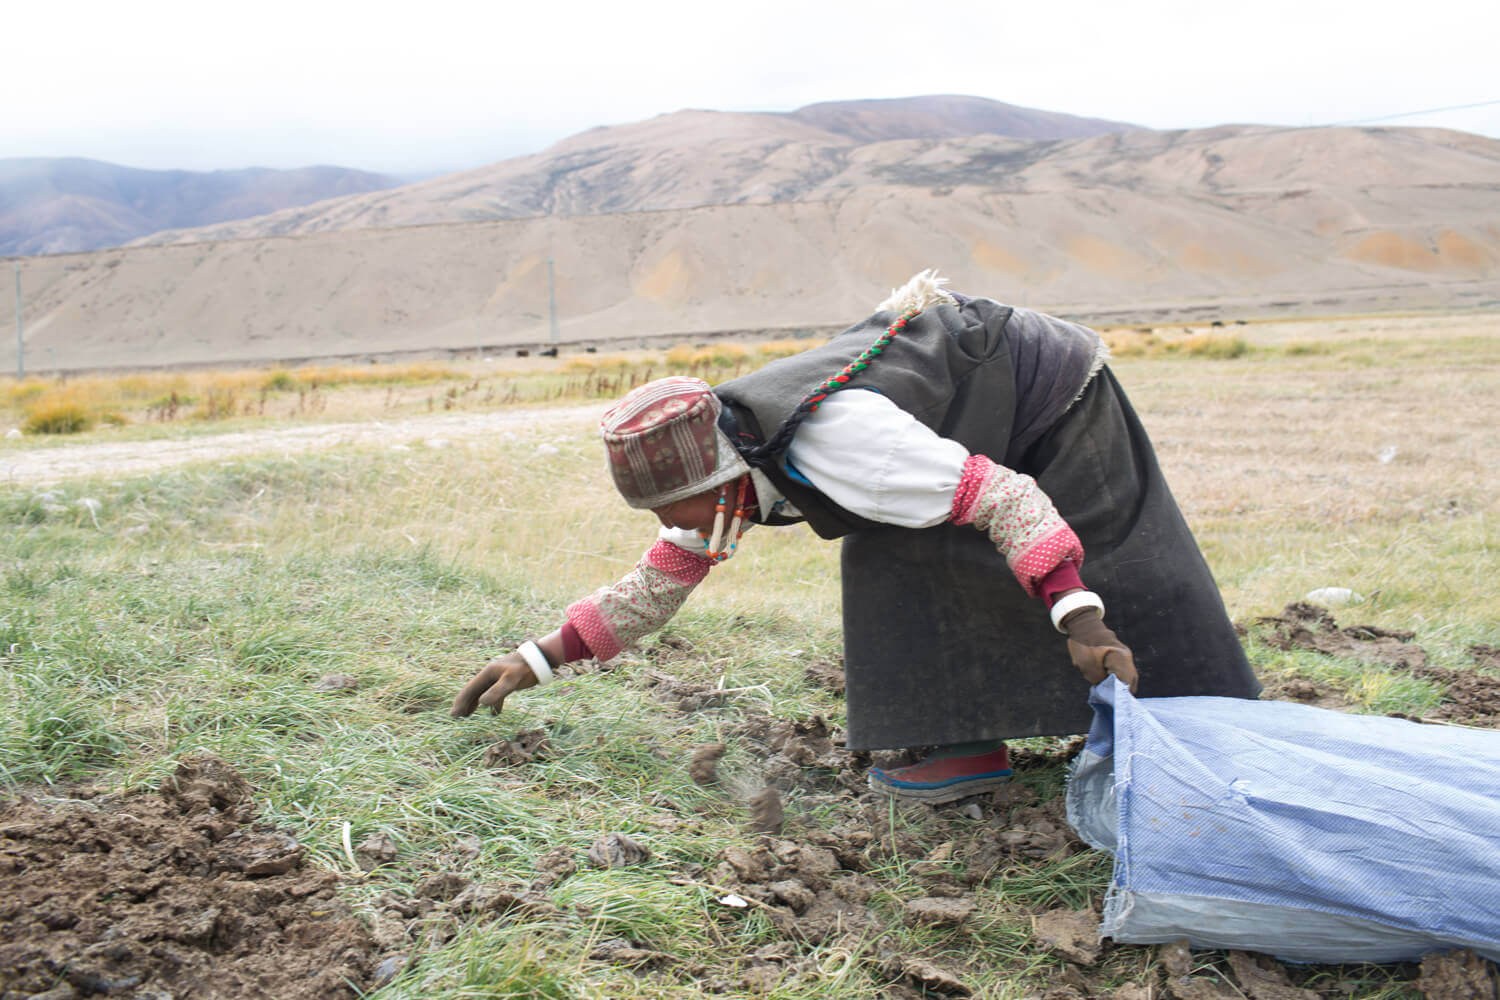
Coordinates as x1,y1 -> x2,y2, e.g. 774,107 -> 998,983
867,745 -> 1012,804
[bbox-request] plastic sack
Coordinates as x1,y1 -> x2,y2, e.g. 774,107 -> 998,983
1066,677 -> 1500,963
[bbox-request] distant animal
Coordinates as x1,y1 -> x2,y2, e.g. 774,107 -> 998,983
540,347 -> 559,358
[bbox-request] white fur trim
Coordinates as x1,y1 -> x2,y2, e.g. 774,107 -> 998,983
1066,337 -> 1113,411
876,269 -> 957,315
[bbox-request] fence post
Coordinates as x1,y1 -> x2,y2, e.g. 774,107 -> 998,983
14,261 -> 22,380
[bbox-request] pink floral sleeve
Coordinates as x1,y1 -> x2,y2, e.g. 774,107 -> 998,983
950,454 -> 1084,597
564,540 -> 715,661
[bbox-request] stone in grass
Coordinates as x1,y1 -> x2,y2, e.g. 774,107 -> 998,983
1031,907 -> 1102,965
314,673 -> 360,692
355,831 -> 400,870
905,895 -> 976,927
899,958 -> 971,996
588,832 -> 651,869
372,954 -> 407,988
1303,586 -> 1364,608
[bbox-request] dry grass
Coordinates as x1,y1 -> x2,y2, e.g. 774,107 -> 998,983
0,340 -> 830,435
1106,312 -> 1500,629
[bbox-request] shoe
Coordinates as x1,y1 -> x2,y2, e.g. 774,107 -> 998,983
867,745 -> 1012,804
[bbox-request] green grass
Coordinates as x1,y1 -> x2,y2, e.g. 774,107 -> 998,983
1,333 -> 1494,999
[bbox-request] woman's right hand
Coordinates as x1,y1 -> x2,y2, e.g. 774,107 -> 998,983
450,653 -> 540,718
1062,608 -> 1139,693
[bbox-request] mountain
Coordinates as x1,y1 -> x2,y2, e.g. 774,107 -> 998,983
4,98 -> 1497,372
0,159 -> 402,255
131,96 -> 1144,244
785,95 -> 1145,143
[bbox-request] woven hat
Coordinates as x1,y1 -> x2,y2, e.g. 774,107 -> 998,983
600,377 -> 749,509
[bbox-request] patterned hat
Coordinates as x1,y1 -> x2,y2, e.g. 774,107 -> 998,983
600,377 -> 750,509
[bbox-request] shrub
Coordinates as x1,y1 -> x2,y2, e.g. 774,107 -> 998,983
1169,334 -> 1249,359
664,344 -> 696,371
23,401 -> 93,435
262,370 -> 298,391
193,389 -> 238,420
758,338 -> 822,360
1283,340 -> 1333,356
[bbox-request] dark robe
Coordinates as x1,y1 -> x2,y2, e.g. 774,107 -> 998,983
715,297 -> 1259,749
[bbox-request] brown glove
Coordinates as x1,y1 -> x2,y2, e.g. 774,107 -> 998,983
1062,608 -> 1139,693
450,652 -> 540,718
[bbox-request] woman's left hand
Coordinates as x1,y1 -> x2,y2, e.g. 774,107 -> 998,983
1061,609 -> 1139,693
450,653 -> 539,718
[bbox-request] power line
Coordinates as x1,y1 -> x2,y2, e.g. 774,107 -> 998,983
1326,98 -> 1500,128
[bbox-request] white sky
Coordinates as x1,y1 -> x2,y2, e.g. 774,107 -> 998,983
6,0 -> 1498,176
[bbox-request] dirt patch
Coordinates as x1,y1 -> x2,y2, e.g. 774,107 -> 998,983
711,835 -> 883,947
1472,645 -> 1500,672
600,694 -> 1497,1000
587,832 -> 651,869
1415,948 -> 1499,1000
1254,602 -> 1428,669
1032,907 -> 1103,965
732,714 -> 868,796
1225,951 -> 1319,1000
1252,603 -> 1500,726
0,404 -> 606,487
482,727 -> 551,767
802,657 -> 846,695
1411,665 -> 1500,726
0,755 -> 383,999
1259,676 -> 1354,712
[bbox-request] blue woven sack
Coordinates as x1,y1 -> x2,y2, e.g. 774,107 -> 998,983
1066,677 -> 1500,963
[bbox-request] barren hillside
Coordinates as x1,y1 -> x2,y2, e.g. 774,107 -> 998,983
5,102 -> 1498,372
131,97 -> 1144,243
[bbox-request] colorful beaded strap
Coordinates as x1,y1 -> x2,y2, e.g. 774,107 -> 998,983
802,308 -> 918,413
744,307 -> 921,463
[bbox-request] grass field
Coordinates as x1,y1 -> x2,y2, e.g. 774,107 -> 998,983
1,311 -> 1497,998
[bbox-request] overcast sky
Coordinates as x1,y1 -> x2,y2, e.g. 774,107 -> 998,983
7,0 -> 1498,177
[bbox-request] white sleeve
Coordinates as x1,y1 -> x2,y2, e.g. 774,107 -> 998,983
783,390 -> 968,528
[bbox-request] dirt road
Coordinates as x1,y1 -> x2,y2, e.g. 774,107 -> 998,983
0,404 -> 609,487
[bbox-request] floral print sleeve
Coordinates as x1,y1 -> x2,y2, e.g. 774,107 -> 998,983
949,454 -> 1083,597
564,534 -> 722,661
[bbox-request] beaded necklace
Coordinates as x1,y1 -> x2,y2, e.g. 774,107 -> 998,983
701,475 -> 753,563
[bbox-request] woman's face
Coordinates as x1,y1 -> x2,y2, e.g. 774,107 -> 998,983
652,490 -> 722,535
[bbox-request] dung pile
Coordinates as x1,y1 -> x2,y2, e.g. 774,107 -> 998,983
0,756 -> 385,999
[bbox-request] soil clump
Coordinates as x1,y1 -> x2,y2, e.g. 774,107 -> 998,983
1253,603 -> 1500,726
0,756 -> 383,999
